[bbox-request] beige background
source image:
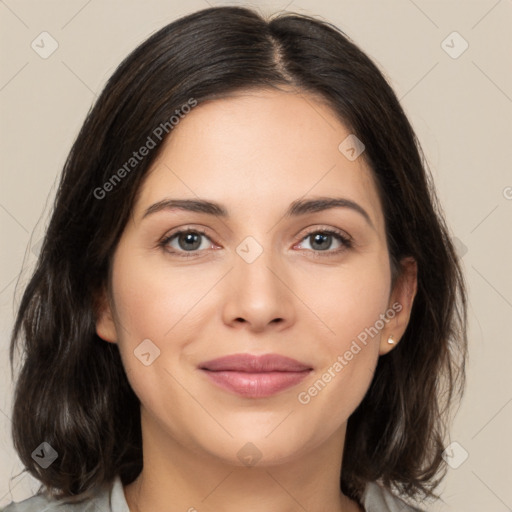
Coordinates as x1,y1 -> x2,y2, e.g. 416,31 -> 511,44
1,0 -> 511,510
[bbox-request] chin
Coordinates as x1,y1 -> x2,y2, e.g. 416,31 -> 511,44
195,430 -> 314,468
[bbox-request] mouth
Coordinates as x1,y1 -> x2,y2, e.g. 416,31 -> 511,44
198,353 -> 313,398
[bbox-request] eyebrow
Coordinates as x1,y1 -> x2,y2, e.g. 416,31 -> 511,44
142,196 -> 375,229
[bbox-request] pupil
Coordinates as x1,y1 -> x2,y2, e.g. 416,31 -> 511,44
312,233 -> 331,250
179,232 -> 201,251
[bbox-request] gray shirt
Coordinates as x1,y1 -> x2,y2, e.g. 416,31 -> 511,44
1,475 -> 424,511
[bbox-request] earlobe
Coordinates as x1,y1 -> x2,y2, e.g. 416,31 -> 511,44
94,288 -> 118,344
379,256 -> 418,355
379,333 -> 398,356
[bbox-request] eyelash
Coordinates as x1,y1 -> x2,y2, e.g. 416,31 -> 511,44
159,226 -> 353,259
158,228 -> 353,258
299,228 -> 353,256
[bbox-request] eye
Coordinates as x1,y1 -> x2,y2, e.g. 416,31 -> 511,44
159,226 -> 353,258
160,228 -> 214,257
295,228 -> 352,256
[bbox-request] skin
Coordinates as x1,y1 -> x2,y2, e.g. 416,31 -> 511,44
96,87 -> 417,512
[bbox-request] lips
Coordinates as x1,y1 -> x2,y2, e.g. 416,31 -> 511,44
199,353 -> 312,398
199,353 -> 312,372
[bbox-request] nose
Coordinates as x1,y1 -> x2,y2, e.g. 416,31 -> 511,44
221,246 -> 296,333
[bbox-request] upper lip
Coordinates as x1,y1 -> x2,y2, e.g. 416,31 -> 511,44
199,353 -> 312,372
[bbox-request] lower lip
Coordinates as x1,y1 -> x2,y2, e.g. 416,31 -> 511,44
201,370 -> 311,398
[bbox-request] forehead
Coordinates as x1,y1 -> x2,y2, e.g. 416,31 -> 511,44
134,88 -> 384,234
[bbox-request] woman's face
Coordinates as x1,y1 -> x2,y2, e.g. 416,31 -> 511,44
97,87 -> 416,466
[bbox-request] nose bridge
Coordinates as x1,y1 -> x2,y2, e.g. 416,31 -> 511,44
222,232 -> 294,329
233,233 -> 283,296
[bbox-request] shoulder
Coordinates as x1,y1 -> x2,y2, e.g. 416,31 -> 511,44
1,493 -> 99,512
1,494 -> 93,512
1,475 -> 128,512
362,481 -> 426,512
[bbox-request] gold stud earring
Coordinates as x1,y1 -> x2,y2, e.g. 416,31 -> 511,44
387,335 -> 395,345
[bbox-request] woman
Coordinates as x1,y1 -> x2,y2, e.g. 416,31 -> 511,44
4,5 -> 467,512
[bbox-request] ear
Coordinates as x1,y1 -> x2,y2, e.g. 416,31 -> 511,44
379,256 -> 418,355
94,286 -> 118,344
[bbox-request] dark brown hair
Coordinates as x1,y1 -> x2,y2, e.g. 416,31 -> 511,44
9,5 -> 467,507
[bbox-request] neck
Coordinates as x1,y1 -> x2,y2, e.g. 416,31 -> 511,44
123,409 -> 363,512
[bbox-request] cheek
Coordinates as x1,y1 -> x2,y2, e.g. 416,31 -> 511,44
302,254 -> 391,348
109,246 -> 215,342
107,244 -> 225,399
293,256 -> 390,416
107,254 -> 191,423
